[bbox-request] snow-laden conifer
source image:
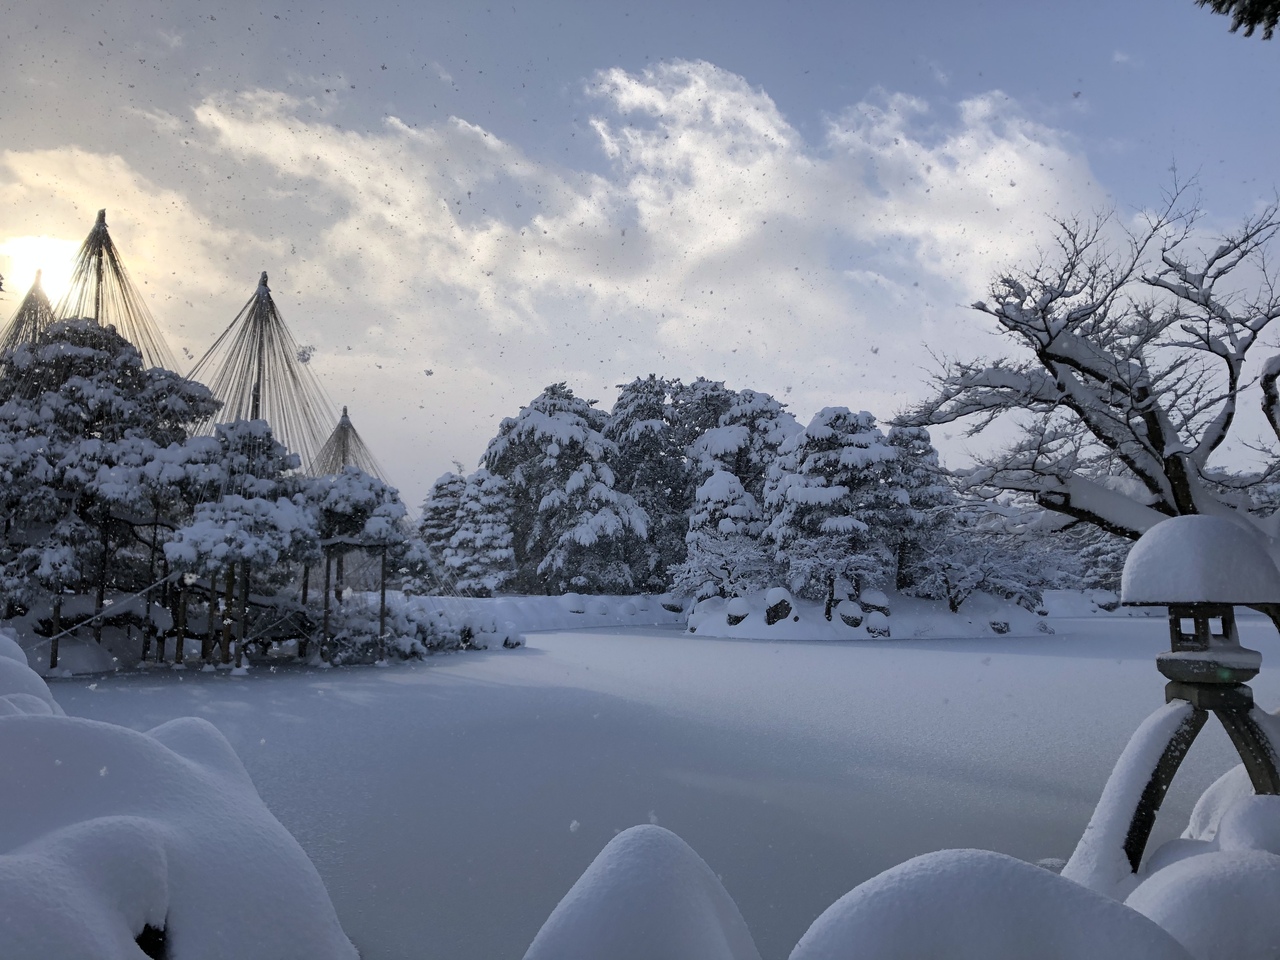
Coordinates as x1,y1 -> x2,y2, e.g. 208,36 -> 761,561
764,408 -> 899,603
605,376 -> 690,591
484,384 -> 646,594
442,469 -> 516,597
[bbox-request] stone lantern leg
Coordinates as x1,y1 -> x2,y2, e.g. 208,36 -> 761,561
1062,516 -> 1280,894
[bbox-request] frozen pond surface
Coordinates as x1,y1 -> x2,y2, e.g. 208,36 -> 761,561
53,616 -> 1280,960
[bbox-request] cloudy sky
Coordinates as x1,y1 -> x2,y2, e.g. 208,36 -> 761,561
1,0 -> 1277,505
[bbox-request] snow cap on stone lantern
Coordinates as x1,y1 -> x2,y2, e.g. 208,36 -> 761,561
1121,515 -> 1280,607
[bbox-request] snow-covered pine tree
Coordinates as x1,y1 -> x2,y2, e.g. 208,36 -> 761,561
763,408 -> 899,605
690,388 -> 800,504
884,424 -> 956,590
418,472 -> 466,581
670,388 -> 798,599
669,377 -> 738,454
668,470 -> 776,599
442,469 -> 517,596
604,375 -> 690,591
483,383 -> 646,594
0,319 -> 217,633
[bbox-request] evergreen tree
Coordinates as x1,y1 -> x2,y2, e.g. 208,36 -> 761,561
668,470 -> 776,599
418,472 -> 466,579
442,469 -> 516,596
484,383 -> 645,593
884,424 -> 956,590
690,388 -> 800,504
0,320 -> 217,626
764,408 -> 899,603
605,375 -> 690,591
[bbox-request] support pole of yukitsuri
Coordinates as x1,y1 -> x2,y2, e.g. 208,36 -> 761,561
221,564 -> 235,664
322,550 -> 333,662
49,597 -> 62,671
336,552 -> 345,605
174,579 -> 188,667
235,562 -> 250,669
301,563 -> 310,604
379,547 -> 388,662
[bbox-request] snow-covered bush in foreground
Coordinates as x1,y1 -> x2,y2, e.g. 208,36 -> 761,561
0,633 -> 356,959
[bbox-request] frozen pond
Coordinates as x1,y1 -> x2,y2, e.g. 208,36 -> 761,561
52,616 -> 1280,960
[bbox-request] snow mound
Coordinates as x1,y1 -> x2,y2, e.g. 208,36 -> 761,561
1126,849 -> 1280,960
790,848 -> 1192,960
0,649 -> 356,959
524,824 -> 761,960
1122,516 -> 1280,605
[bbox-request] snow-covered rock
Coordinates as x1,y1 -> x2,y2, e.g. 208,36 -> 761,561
524,825 -> 761,960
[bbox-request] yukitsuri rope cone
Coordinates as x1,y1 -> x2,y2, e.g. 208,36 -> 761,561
56,209 -> 178,371
188,271 -> 335,471
0,270 -> 56,356
312,406 -> 387,479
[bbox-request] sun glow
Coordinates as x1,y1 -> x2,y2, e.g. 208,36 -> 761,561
0,235 -> 80,307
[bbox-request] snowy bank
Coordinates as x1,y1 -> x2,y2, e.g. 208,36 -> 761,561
0,632 -> 357,959
687,589 -> 1053,641
397,591 -> 685,641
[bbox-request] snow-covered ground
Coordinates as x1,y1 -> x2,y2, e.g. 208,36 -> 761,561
48,611 -> 1280,960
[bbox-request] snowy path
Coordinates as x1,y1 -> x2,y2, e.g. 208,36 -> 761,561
52,617 -> 1280,960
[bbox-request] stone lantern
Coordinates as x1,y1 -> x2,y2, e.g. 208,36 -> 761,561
1072,515 -> 1280,878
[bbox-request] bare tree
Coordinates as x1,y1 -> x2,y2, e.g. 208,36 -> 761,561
903,186 -> 1280,543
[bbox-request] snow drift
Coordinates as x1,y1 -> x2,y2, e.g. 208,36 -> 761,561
0,632 -> 356,959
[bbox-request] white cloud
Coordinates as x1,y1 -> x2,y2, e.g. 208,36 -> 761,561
0,60 -> 1106,503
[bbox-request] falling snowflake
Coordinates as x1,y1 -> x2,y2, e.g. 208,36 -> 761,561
297,345 -> 315,364
424,369 -> 434,377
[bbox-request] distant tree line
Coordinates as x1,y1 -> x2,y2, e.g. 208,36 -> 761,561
412,376 -> 1084,610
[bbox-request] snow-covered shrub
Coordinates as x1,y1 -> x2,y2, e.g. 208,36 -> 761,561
836,599 -> 863,628
865,611 -> 890,638
726,597 -> 750,625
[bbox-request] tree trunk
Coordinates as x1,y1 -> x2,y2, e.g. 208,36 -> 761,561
301,563 -> 310,604
235,562 -> 250,668
93,525 -> 108,645
220,564 -> 235,664
335,552 -> 345,604
174,581 -> 188,666
203,573 -> 218,664
824,575 -> 836,621
379,547 -> 388,661
322,551 -> 332,662
49,597 -> 62,671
